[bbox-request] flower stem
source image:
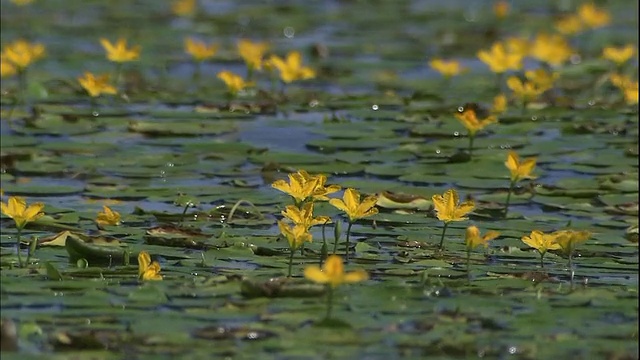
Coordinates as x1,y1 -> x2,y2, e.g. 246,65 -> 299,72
568,252 -> 574,289
504,179 -> 516,218
539,253 -> 545,269
438,222 -> 449,250
287,247 -> 295,277
466,248 -> 471,283
17,69 -> 27,109
468,135 -> 475,158
320,220 -> 329,266
16,228 -> 23,268
345,222 -> 353,263
325,285 -> 334,320
179,203 -> 190,227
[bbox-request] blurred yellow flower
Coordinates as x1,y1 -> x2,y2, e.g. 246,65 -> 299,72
610,74 -> 639,105
172,0 -> 196,17
504,37 -> 530,58
184,37 -> 218,62
96,205 -> 121,226
492,94 -> 508,114
278,220 -> 312,250
553,230 -> 591,255
304,255 -> 368,288
455,107 -> 497,137
216,70 -> 252,96
602,45 -> 635,66
10,0 -> 34,5
1,196 -> 44,230
2,39 -> 45,70
138,251 -> 163,281
505,150 -> 536,182
329,188 -> 378,223
493,0 -> 509,19
267,51 -> 316,83
429,58 -> 465,78
432,189 -> 475,223
1,56 -> 17,78
577,2 -> 610,29
78,72 -> 117,97
555,14 -> 584,35
282,202 -> 330,229
237,39 -> 269,71
525,68 -> 558,92
100,38 -> 140,63
465,225 -> 500,250
507,76 -> 545,104
529,33 -> 573,67
477,42 -> 523,73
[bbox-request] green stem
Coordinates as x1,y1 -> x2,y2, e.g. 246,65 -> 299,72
287,247 -> 295,277
438,222 -> 449,250
17,69 -> 27,109
16,228 -> 23,267
114,63 -> 123,91
90,96 -> 98,115
540,252 -> 545,269
568,251 -> 574,289
247,66 -> 254,82
325,285 -> 334,320
468,135 -> 475,158
26,236 -> 37,266
345,222 -> 353,263
320,220 -> 329,266
179,203 -> 190,227
466,248 -> 471,283
504,179 -> 516,218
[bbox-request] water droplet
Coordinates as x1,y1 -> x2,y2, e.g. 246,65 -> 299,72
372,104 -> 379,110
283,27 -> 295,38
457,106 -> 464,112
570,54 -> 581,64
92,111 -> 100,117
508,346 -> 517,354
453,131 -> 459,136
309,100 -> 318,107
531,116 -> 537,121
588,100 -> 595,106
435,149 -> 441,154
166,163 -> 174,167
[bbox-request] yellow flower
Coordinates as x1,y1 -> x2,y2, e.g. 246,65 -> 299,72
2,39 -> 45,70
172,0 -> 195,17
237,39 -> 269,71
432,189 -> 475,223
278,220 -> 312,250
272,170 -> 339,204
329,188 -> 378,223
282,202 -> 330,229
304,255 -> 368,288
454,108 -> 497,137
602,45 -> 635,66
507,76 -> 544,104
552,230 -> 591,255
100,38 -> 140,63
492,94 -> 507,114
609,74 -> 639,105
1,196 -> 44,230
493,0 -> 509,19
577,2 -> 610,29
465,225 -> 500,250
505,150 -> 536,182
1,56 -> 17,78
138,251 -> 163,281
216,70 -> 252,96
555,14 -> 584,35
525,69 -> 558,93
529,33 -> 573,67
504,37 -> 530,58
78,72 -> 117,98
96,205 -> 121,226
267,51 -> 316,83
521,230 -> 561,255
11,0 -> 33,5
184,37 -> 218,62
477,42 -> 523,74
429,58 -> 465,78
